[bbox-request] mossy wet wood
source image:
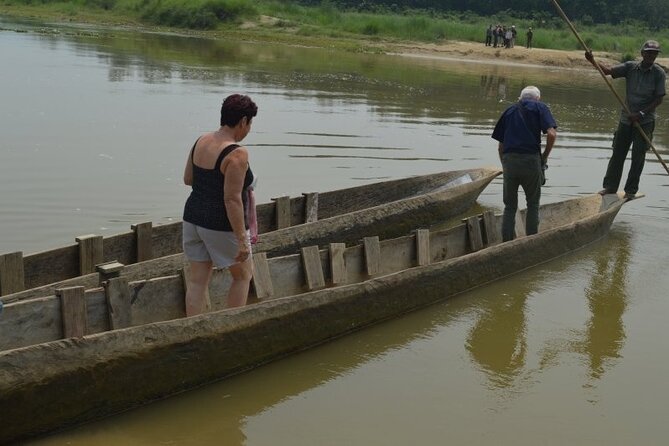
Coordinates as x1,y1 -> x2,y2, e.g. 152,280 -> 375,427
301,246 -> 326,291
57,286 -> 87,338
273,196 -> 291,229
251,252 -> 274,300
363,236 -> 380,276
105,277 -> 131,330
75,234 -> 103,275
465,216 -> 484,252
303,192 -> 319,223
329,243 -> 346,285
97,261 -> 124,281
0,252 -> 24,295
482,210 -> 500,246
416,229 -> 431,266
132,222 -> 153,262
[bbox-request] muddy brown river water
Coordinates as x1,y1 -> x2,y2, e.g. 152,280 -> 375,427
2,17 -> 668,445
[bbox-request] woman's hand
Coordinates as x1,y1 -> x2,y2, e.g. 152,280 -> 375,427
234,238 -> 251,263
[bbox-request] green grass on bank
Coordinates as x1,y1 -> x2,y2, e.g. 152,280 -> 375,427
0,0 -> 259,29
2,0 -> 668,60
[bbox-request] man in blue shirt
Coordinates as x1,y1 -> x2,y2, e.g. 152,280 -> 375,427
492,86 -> 558,241
585,40 -> 666,199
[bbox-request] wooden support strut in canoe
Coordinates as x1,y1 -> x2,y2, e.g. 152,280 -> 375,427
131,222 -> 153,262
0,252 -> 24,296
482,210 -> 500,246
329,243 -> 347,285
301,246 -> 326,291
75,234 -> 103,276
465,215 -> 484,252
57,286 -> 87,338
303,192 -> 319,223
251,252 -> 274,300
272,196 -> 291,230
415,229 -> 431,266
363,236 -> 381,276
97,261 -> 125,282
104,277 -> 132,330
462,212 -> 501,250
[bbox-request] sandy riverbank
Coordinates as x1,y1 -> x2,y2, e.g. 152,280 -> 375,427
384,40 -> 669,71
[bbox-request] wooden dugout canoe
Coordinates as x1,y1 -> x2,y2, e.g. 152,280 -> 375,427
0,167 -> 501,303
0,192 -> 639,444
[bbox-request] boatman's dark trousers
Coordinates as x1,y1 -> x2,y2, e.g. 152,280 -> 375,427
502,152 -> 542,241
603,120 -> 654,195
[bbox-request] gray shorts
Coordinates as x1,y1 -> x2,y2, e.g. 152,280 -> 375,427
182,221 -> 251,268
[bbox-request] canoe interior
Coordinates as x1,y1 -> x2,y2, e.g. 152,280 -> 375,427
0,193 -> 633,445
0,167 -> 501,301
0,193 -> 628,353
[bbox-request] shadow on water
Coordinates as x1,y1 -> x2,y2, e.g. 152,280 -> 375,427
465,228 -> 632,393
466,281 -> 529,390
536,228 -> 631,388
480,74 -> 509,103
577,228 -> 630,380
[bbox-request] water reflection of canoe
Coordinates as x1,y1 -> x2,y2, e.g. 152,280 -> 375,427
0,192 -> 641,444
0,168 -> 501,302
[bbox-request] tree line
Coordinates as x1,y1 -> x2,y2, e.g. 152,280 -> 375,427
299,0 -> 669,29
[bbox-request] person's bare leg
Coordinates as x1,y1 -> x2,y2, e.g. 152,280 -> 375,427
226,258 -> 253,308
185,260 -> 213,317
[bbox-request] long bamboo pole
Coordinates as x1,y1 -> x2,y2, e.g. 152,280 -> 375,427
550,0 -> 669,176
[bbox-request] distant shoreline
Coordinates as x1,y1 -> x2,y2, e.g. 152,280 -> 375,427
2,5 -> 667,72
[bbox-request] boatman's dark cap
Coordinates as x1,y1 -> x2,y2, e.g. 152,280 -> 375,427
641,40 -> 661,52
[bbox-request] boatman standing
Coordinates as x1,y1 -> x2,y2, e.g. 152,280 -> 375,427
585,40 -> 666,199
492,86 -> 558,241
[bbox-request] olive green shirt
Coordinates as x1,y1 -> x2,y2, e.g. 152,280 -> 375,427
611,61 -> 666,125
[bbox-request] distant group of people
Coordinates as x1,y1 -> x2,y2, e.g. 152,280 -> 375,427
492,40 -> 664,242
485,25 -> 533,49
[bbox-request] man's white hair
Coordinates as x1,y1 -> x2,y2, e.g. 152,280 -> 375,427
519,86 -> 541,100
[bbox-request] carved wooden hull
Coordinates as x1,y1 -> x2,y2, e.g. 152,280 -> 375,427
0,192 -> 636,444
1,167 -> 501,303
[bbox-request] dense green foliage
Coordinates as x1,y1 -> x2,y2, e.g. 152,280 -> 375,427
301,0 -> 669,30
1,0 -> 259,29
3,0 -> 668,29
132,0 -> 258,29
2,0 -> 668,57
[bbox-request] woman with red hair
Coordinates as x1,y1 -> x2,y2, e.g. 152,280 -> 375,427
182,94 -> 258,316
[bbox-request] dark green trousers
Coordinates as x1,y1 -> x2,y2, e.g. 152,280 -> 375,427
603,121 -> 654,195
502,152 -> 542,241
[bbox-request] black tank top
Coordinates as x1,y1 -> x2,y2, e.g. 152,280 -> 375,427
183,142 -> 254,231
